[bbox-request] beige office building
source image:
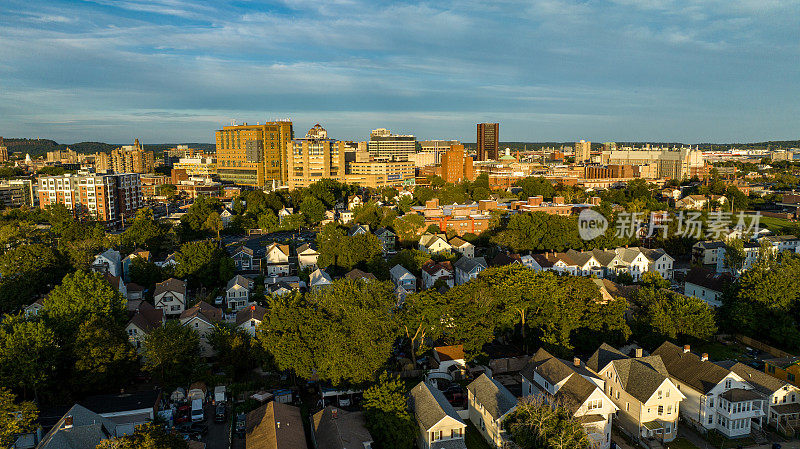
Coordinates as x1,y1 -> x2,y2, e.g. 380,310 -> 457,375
347,160 -> 414,189
608,147 -> 704,180
286,124 -> 353,188
111,139 -> 155,174
367,128 -> 417,162
215,121 -> 294,187
575,140 -> 591,163
173,156 -> 217,178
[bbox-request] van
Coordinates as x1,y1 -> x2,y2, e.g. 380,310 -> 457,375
214,386 -> 226,404
191,398 -> 204,422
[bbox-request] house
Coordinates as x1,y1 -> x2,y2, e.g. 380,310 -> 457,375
153,278 -> 187,317
92,248 -> 122,278
615,247 -> 653,282
229,245 -> 263,274
270,282 -> 296,297
453,257 -> 487,285
220,208 -> 234,228
431,345 -> 467,381
155,252 -> 178,268
226,275 -> 254,312
408,381 -> 467,449
278,207 -> 294,222
467,374 -> 518,449
765,356 -> 800,388
759,235 -> 800,254
348,224 -> 370,236
78,390 -> 161,436
309,268 -> 333,291
347,195 -> 363,210
390,264 -> 417,293
374,228 -> 397,254
586,344 -> 685,443
520,348 -> 618,449
448,237 -> 474,258
23,298 -> 44,317
345,269 -> 377,282
491,252 -> 522,267
564,250 -> 602,276
676,194 -> 714,210
311,407 -> 373,449
693,241 -> 727,266
716,360 -> 800,432
296,243 -> 320,271
640,247 -> 675,280
37,404 -> 117,449
236,304 -> 267,336
717,242 -> 761,275
125,301 -> 165,352
683,267 -> 733,307
246,402 -> 308,449
180,301 -> 223,357
121,248 -> 150,282
421,260 -> 454,289
418,233 -> 452,255
652,342 -> 765,437
265,243 -> 291,277
126,283 -> 144,301
103,273 -> 128,300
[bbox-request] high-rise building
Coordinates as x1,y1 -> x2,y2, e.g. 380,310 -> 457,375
476,123 -> 499,161
347,160 -> 415,189
0,137 -> 7,163
575,140 -> 591,163
367,128 -> 417,162
286,124 -> 354,188
173,156 -> 217,178
37,172 -> 143,226
92,152 -> 111,172
0,179 -> 36,207
215,121 -> 294,187
439,144 -> 475,183
418,140 -> 461,165
111,139 -> 155,174
46,148 -> 79,164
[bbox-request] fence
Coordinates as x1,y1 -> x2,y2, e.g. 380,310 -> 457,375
736,334 -> 794,359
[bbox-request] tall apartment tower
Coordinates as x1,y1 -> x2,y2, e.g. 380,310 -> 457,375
286,124 -> 351,188
215,121 -> 294,187
0,137 -> 7,163
476,123 -> 499,161
111,139 -> 155,174
575,140 -> 592,163
37,172 -> 143,227
440,144 -> 475,183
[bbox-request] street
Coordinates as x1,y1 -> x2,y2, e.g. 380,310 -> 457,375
202,403 -> 231,449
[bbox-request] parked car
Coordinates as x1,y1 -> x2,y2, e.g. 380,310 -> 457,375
190,398 -> 204,422
235,413 -> 246,438
214,403 -> 227,423
175,405 -> 190,424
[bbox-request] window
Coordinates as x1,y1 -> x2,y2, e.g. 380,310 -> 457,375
725,379 -> 732,389
708,415 -> 713,424
658,406 -> 664,415
658,390 -> 663,399
667,406 -> 672,414
626,403 -> 629,411
789,373 -> 796,382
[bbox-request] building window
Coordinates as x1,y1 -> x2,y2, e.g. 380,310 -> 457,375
708,415 -> 713,424
658,406 -> 664,415
789,373 -> 796,382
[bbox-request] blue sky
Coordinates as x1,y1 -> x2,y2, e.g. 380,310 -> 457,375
0,0 -> 798,144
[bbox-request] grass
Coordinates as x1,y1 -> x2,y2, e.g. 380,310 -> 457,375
693,342 -> 748,362
668,437 -> 702,449
741,215 -> 797,234
465,421 -> 493,449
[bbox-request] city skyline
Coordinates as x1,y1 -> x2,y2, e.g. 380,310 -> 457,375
1,0 -> 798,144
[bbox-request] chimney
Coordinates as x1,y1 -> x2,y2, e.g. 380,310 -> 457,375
64,415 -> 74,429
683,344 -> 690,353
634,348 -> 643,358
251,305 -> 256,311
701,353 -> 709,362
573,357 -> 581,367
277,421 -> 281,429
332,409 -> 338,419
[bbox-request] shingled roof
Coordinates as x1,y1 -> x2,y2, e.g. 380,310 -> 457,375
520,348 -> 599,412
610,356 -> 671,404
586,343 -> 629,373
466,374 -> 518,420
652,341 -> 731,394
408,381 -> 464,432
246,402 -> 307,449
716,361 -> 789,396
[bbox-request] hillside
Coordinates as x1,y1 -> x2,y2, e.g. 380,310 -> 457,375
1,138 -> 215,157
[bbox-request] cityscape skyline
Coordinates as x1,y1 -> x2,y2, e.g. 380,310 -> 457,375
1,0 -> 799,144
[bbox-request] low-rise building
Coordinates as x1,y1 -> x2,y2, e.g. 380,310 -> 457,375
467,374 -> 518,449
153,278 -> 187,317
408,381 -> 467,449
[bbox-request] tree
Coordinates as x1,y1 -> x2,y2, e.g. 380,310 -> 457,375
143,321 -> 201,387
257,211 -> 279,233
300,196 -> 326,225
207,322 -> 262,379
204,211 -> 224,240
119,208 -> 171,253
491,212 -> 583,253
0,316 -> 58,400
73,316 -> 138,394
43,270 -> 127,333
516,176 -> 555,200
632,287 -> 717,345
174,240 -> 234,288
392,214 -> 425,243
156,183 -> 177,198
505,395 -> 589,449
362,374 -> 416,449
97,422 -> 188,449
0,243 -> 64,313
398,290 -> 449,364
0,387 -> 38,448
724,239 -> 747,275
179,195 -> 223,239
129,258 -> 166,292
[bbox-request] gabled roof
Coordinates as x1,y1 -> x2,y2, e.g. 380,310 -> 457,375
345,269 -> 377,282
311,407 -> 373,449
266,242 -> 291,256
652,341 -> 731,394
309,268 -> 333,286
453,256 -> 487,273
448,236 -> 469,248
236,304 -> 267,326
586,342 -> 629,373
94,248 -> 121,265
491,253 -> 522,266
102,272 -> 124,291
610,356 -> 671,404
565,249 -> 595,267
154,277 -> 186,297
467,374 -> 518,420
419,233 -> 449,249
227,274 -> 253,291
590,249 -> 619,267
180,300 -> 222,324
126,248 -> 150,261
296,243 -> 319,254
374,227 -> 395,237
716,361 -> 790,396
409,381 -> 464,432
520,348 -> 600,411
421,260 -> 453,276
127,301 -> 164,334
434,345 -> 465,362
390,264 -> 414,279
246,402 -> 308,449
348,224 -> 370,236
38,404 -> 116,449
684,267 -> 733,292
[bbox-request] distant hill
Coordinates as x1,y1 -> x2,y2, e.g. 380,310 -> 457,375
464,140 -> 800,151
1,138 -> 215,157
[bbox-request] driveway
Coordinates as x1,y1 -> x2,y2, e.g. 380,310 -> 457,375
203,403 -> 230,449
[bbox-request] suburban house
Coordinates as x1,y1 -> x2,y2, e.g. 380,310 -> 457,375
491,252 -> 522,267
78,390 -> 161,436
23,298 -> 44,317
155,252 -> 178,268
375,228 -> 397,254
429,345 -> 467,386
390,264 -> 417,293
296,243 -> 320,271
347,195 -> 363,210
236,304 -> 267,336
563,250 -> 602,276
309,268 -> 333,291
121,248 -> 150,282
38,404 -> 117,449
345,268 -> 378,282
220,208 -> 233,227
180,301 -> 223,357
265,243 -> 291,277
520,348 -> 617,449
278,207 -> 294,222
467,374 -> 518,449
338,210 -> 354,224
715,242 -> 761,275
683,267 -> 733,307
453,257 -> 487,285
269,281 -> 297,297
449,237 -> 475,258
759,235 -> 800,254
585,344 -> 685,443
717,361 -> 800,433
126,283 -> 144,301
419,233 -> 452,255
311,407 -> 374,449
693,241 -> 727,266
652,342 -> 765,438
125,300 -> 165,352
92,248 -> 122,278
765,356 -> 800,387
103,273 -> 128,300
421,260 -> 454,289
408,381 -> 467,449
153,278 -> 187,317
348,224 -> 370,236
246,402 -> 308,449
226,275 -> 254,312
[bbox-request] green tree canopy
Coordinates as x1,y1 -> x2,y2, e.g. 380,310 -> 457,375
174,239 -> 234,288
0,315 -> 58,399
505,396 -> 589,449
0,387 -> 38,447
43,270 -> 127,334
143,321 -> 201,387
362,374 -> 417,449
72,316 -> 138,394
96,422 -> 188,449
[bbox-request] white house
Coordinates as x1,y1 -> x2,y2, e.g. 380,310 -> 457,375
236,304 -> 267,336
421,260 -> 454,289
521,348 -> 618,449
683,267 -> 732,307
467,374 -> 518,449
125,301 -> 165,352
390,264 -> 417,293
153,278 -> 187,317
759,235 -> 800,254
265,243 -> 290,277
453,256 -> 487,285
226,275 -> 254,312
448,237 -> 475,258
652,342 -> 765,438
220,209 -> 234,228
296,243 -> 320,271
309,268 -> 333,291
408,381 -> 467,449
419,233 -> 452,255
180,301 -> 223,357
92,249 -> 122,278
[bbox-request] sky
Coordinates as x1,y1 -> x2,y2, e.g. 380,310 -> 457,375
0,0 -> 798,145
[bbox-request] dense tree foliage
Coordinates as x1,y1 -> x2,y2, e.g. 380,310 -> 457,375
174,239 -> 234,288
316,223 -> 383,271
505,396 -> 589,449
143,321 -> 201,387
362,374 -> 417,449
0,387 -> 37,447
0,316 -> 58,400
72,316 -> 138,394
97,423 -> 188,449
43,270 -> 127,334
631,285 -> 717,346
0,243 -> 64,313
118,208 -> 173,254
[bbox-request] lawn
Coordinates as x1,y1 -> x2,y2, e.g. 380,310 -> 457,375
465,422 -> 493,449
693,341 -> 747,362
667,437 -> 701,449
757,216 -> 797,234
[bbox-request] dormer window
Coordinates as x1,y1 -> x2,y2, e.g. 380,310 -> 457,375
725,379 -> 732,389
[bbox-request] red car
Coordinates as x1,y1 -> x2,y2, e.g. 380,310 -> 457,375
175,405 -> 191,424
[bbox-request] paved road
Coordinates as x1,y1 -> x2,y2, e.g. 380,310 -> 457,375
202,403 -> 230,449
